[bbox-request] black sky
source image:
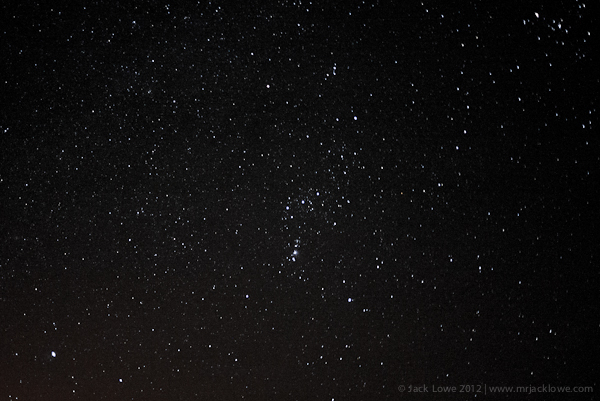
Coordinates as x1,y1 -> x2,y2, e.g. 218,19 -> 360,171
1,1 -> 598,400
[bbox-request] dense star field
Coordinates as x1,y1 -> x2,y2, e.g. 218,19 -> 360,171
1,1 -> 597,400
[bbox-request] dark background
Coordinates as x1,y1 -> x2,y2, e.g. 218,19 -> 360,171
1,0 -> 597,399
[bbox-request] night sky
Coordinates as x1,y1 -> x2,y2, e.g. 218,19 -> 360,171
1,1 -> 598,400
